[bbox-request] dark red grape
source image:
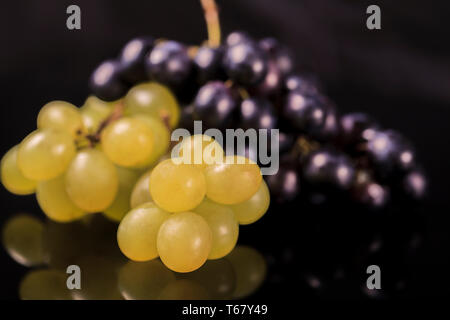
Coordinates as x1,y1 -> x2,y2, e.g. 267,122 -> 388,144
403,170 -> 427,200
239,97 -> 277,130
89,60 -> 129,102
193,81 -> 237,129
339,113 -> 379,148
118,36 -> 154,84
223,42 -> 268,86
225,31 -> 252,47
146,40 -> 192,88
353,181 -> 390,209
284,74 -> 321,96
265,158 -> 301,202
259,37 -> 294,76
194,46 -> 226,84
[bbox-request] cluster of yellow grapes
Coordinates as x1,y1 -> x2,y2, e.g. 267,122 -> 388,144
1,81 -> 270,274
0,82 -> 177,223
119,135 -> 270,273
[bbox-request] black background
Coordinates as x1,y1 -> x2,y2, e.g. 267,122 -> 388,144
1,0 -> 450,301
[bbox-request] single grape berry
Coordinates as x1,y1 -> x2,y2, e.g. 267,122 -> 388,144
89,60 -> 129,102
239,97 -> 277,130
193,81 -> 237,129
146,40 -> 192,89
282,90 -> 327,137
118,36 -> 154,84
402,169 -> 427,200
353,181 -> 390,209
254,61 -> 282,97
223,42 -> 268,86
259,37 -> 294,76
194,46 -> 226,84
302,148 -> 355,191
265,157 -> 300,202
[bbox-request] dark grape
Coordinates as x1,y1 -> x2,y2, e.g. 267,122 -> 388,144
339,113 -> 379,148
194,46 -> 226,84
118,36 -> 154,84
278,132 -> 295,154
254,61 -> 282,96
259,38 -> 294,76
223,42 -> 268,86
285,74 -> 321,96
225,31 -> 252,47
265,157 -> 301,202
193,81 -> 237,129
146,40 -> 193,88
178,104 -> 195,133
89,60 -> 129,102
282,90 -> 327,137
353,181 -> 390,209
303,148 -> 355,190
239,97 -> 277,130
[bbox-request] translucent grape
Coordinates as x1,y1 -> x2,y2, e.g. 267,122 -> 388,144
118,260 -> 175,300
130,169 -> 153,208
80,96 -> 114,132
158,279 -> 210,300
157,211 -> 212,273
124,82 -> 180,128
131,114 -> 170,167
117,202 -> 171,261
19,269 -> 73,300
17,129 -> 76,181
230,180 -> 270,225
227,246 -> 267,298
2,214 -> 44,267
204,155 -> 262,205
65,149 -> 118,212
194,198 -> 239,259
101,117 -> 154,167
150,159 -> 206,212
174,134 -> 224,168
36,175 -> 86,223
37,100 -> 84,137
104,166 -> 141,222
1,145 -> 37,195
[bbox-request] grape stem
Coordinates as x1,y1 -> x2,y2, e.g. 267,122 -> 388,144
84,102 -> 125,147
200,0 -> 221,47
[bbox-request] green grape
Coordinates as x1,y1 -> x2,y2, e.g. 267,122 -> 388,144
36,175 -> 86,223
2,214 -> 45,267
158,279 -> 210,300
193,198 -> 239,259
65,149 -> 118,213
175,134 -> 224,168
180,259 -> 236,300
118,260 -> 176,300
103,166 -> 141,222
101,117 -> 154,167
17,129 -> 76,181
157,212 -> 212,273
131,114 -> 170,167
230,180 -> 270,225
19,269 -> 73,300
130,169 -> 153,208
80,96 -> 114,132
117,202 -> 171,261
226,246 -> 267,299
1,145 -> 37,195
150,159 -> 206,212
124,82 -> 180,128
37,100 -> 85,137
204,155 -> 262,205
71,255 -> 123,300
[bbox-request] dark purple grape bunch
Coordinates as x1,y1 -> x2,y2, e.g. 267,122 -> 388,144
88,32 -> 428,210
